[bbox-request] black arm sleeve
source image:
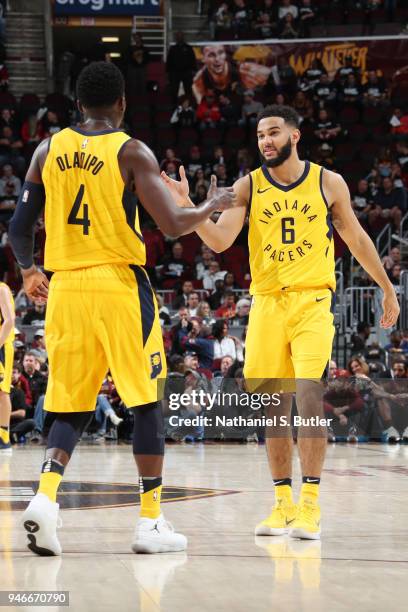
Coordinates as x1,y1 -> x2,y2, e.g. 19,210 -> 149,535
8,181 -> 45,269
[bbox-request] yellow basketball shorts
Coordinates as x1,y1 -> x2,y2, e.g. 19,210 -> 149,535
243,289 -> 335,387
0,341 -> 14,394
44,264 -> 166,413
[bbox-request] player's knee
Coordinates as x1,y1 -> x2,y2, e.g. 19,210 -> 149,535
131,401 -> 165,456
47,411 -> 93,457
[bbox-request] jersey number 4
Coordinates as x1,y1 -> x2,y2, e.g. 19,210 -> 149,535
68,184 -> 91,235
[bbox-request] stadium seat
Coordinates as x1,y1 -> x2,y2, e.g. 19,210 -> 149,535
334,142 -> 356,164
349,124 -> 369,143
0,91 -> 17,109
339,105 -> 360,126
362,107 -> 384,126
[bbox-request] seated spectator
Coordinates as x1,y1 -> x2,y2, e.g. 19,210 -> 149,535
22,352 -> 47,417
351,179 -> 374,224
300,58 -> 327,92
159,148 -> 182,173
384,331 -> 404,354
195,243 -> 215,279
0,126 -> 25,175
214,163 -> 229,187
203,260 -> 227,291
212,354 -> 235,391
208,278 -> 226,309
40,110 -> 64,137
279,13 -> 299,38
314,108 -> 341,142
0,164 -> 20,197
212,319 -> 244,361
185,145 -> 205,178
392,361 -> 408,379
0,108 -> 18,134
389,263 -> 402,286
187,291 -> 200,317
10,370 -> 35,444
315,143 -> 335,170
278,0 -> 298,21
219,93 -> 241,127
254,12 -> 276,39
196,301 -> 216,326
234,297 -> 251,324
191,168 -> 209,198
276,56 -> 298,98
231,0 -> 250,38
292,90 -> 313,120
160,241 -> 191,281
22,302 -> 46,326
298,0 -> 316,37
192,184 -> 208,205
214,2 -> 232,34
363,70 -> 388,107
170,97 -> 196,128
196,91 -> 221,130
350,321 -> 371,354
339,73 -> 362,106
156,293 -> 171,326
11,363 -> 32,409
224,271 -> 238,290
390,107 -> 408,137
238,90 -> 263,128
173,279 -> 194,309
324,375 -> 365,442
370,176 -> 406,232
215,290 -> 237,319
30,329 -> 47,363
335,55 -> 360,86
313,74 -> 337,109
382,246 -> 401,271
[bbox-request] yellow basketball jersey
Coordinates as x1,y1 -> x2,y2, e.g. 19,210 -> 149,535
0,282 -> 14,343
42,127 -> 146,271
248,161 -> 335,294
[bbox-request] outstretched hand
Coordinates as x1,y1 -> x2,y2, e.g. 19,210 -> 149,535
207,174 -> 237,212
160,165 -> 190,207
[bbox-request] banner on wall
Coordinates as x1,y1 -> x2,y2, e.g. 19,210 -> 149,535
191,39 -> 408,102
53,0 -> 160,16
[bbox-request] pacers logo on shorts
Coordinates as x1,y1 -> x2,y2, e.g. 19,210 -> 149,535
150,352 -> 162,379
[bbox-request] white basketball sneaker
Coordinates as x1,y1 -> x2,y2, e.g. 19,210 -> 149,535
21,493 -> 62,556
132,514 -> 187,554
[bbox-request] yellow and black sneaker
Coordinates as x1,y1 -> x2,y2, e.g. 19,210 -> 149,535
289,498 -> 321,540
255,498 -> 298,536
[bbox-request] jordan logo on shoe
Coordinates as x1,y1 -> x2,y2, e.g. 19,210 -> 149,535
151,524 -> 160,534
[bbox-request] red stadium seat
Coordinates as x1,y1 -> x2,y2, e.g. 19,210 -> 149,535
349,124 -> 369,143
362,107 -> 384,126
339,105 -> 360,126
0,91 -> 17,109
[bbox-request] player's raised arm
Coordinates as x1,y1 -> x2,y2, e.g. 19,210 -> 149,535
324,169 -> 400,329
161,165 -> 249,252
122,140 -> 236,238
8,139 -> 50,302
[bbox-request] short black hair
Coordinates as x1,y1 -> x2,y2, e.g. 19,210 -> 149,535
76,61 -> 125,109
257,104 -> 300,128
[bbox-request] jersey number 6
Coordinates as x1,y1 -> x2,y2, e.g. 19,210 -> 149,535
281,217 -> 295,244
68,184 -> 91,235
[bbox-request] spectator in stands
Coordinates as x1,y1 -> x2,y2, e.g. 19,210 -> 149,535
254,11 -> 276,39
335,55 -> 360,85
370,176 -> 406,231
156,293 -> 171,326
160,241 -> 191,281
392,361 -> 408,379
203,260 -> 227,291
399,330 -> 408,353
212,3 -> 232,39
339,73 -> 362,106
40,110 -> 64,137
159,148 -> 182,173
196,301 -> 216,326
213,354 -> 235,390
12,363 -> 32,408
215,290 -> 237,320
390,107 -> 408,137
185,144 -> 205,178
223,271 -> 238,291
231,0 -> 250,39
384,331 -> 404,355
292,90 -> 313,120
166,31 -> 196,102
0,126 -> 25,175
192,184 -> 207,204
298,0 -> 316,37
301,58 -> 327,92
213,319 -> 244,361
234,297 -> 251,324
170,97 -> 196,129
22,302 -> 45,326
363,70 -> 388,107
350,321 -> 371,354
382,246 -> 401,272
187,292 -> 200,317
126,33 -> 150,96
219,93 -> 241,128
10,370 -> 35,444
238,90 -> 263,128
173,279 -> 194,309
196,90 -> 221,130
279,12 -> 299,38
276,56 -> 298,98
30,329 -> 47,363
278,0 -> 298,21
0,109 -> 18,135
324,375 -> 365,442
195,244 -> 215,279
191,168 -> 209,198
179,319 -> 214,369
313,74 -> 337,109
389,263 -> 402,286
0,59 -> 8,90
0,164 -> 21,197
351,179 -> 374,225
314,108 -> 341,142
22,352 -> 47,416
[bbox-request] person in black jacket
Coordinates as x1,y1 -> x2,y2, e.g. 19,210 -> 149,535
166,31 -> 196,102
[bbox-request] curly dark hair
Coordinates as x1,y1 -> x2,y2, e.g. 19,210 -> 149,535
257,104 -> 300,129
76,61 -> 125,108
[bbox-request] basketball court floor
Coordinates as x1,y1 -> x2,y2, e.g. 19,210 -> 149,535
1,442 -> 408,611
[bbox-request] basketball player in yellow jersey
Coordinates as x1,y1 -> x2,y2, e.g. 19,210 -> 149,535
0,283 -> 15,454
162,104 -> 400,540
8,61 -> 235,556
